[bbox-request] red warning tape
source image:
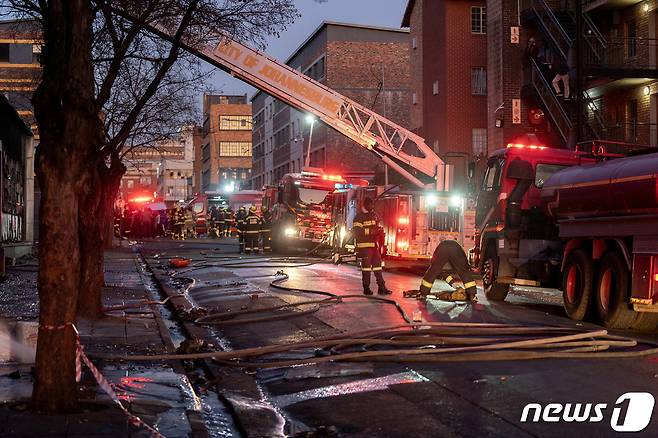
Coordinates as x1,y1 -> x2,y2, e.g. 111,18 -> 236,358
41,323 -> 165,438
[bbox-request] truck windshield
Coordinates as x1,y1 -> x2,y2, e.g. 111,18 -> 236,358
298,188 -> 331,205
535,163 -> 568,188
481,158 -> 505,191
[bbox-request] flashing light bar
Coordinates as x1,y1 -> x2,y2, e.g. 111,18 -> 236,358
130,196 -> 153,203
398,216 -> 410,226
322,174 -> 343,182
507,143 -> 547,150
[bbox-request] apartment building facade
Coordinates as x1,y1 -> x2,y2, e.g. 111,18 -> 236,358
200,94 -> 253,194
489,0 -> 658,152
251,22 -> 411,189
401,0 -> 488,191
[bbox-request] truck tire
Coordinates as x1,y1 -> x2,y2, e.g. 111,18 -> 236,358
593,252 -> 636,329
630,312 -> 658,332
561,249 -> 593,321
482,244 -> 510,301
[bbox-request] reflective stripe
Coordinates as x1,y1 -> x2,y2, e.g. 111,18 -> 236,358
363,220 -> 376,226
260,229 -> 271,232
463,281 -> 477,289
245,231 -> 260,234
357,242 -> 376,248
353,222 -> 363,227
421,279 -> 434,289
372,267 -> 382,271
361,267 -> 373,272
445,275 -> 454,284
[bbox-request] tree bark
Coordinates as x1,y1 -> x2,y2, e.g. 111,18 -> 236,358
77,159 -> 125,319
31,0 -> 101,412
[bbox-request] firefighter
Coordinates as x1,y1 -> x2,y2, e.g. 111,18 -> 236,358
410,239 -> 477,301
173,206 -> 186,240
216,207 -> 226,238
236,206 -> 248,253
243,206 -> 262,255
260,205 -> 272,252
224,207 -> 235,237
353,197 -> 392,295
208,205 -> 218,238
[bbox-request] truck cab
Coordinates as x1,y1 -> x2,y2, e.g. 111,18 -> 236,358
474,138 -> 592,300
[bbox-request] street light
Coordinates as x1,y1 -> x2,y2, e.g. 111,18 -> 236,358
305,115 -> 315,168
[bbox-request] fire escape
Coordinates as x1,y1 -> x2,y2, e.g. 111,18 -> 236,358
521,0 -> 658,148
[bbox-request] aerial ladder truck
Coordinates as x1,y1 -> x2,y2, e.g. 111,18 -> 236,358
135,16 -> 472,259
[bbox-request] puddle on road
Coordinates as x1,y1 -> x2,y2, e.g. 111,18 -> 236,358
200,390 -> 240,438
270,371 -> 430,408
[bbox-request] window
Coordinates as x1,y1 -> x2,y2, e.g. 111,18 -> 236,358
472,128 -> 487,156
471,67 -> 487,95
219,115 -> 251,130
626,20 -> 637,58
0,43 -> 9,62
471,7 -> 487,34
219,141 -> 252,157
481,158 -> 504,191
535,164 -> 568,188
432,81 -> 439,95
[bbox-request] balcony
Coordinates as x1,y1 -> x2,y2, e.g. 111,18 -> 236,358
584,37 -> 658,78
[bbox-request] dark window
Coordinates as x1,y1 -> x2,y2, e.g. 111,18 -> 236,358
471,67 -> 487,95
0,44 -> 9,62
628,99 -> 638,141
481,158 -> 504,191
535,164 -> 568,188
471,7 -> 487,34
626,21 -> 637,58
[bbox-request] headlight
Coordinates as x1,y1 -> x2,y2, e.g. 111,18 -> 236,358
284,227 -> 296,237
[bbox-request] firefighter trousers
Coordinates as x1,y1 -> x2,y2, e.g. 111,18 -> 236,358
244,232 -> 259,254
420,240 -> 476,296
238,232 -> 245,253
260,229 -> 272,252
359,247 -> 385,291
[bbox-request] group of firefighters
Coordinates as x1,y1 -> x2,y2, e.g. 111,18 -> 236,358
207,204 -> 273,255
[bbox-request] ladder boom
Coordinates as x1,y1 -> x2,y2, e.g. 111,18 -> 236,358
140,20 -> 449,190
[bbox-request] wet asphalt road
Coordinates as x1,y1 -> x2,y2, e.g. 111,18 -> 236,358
140,238 -> 658,438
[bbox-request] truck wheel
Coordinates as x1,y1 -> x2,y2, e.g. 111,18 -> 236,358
630,313 -> 658,332
482,245 -> 509,301
561,249 -> 593,321
594,252 -> 635,329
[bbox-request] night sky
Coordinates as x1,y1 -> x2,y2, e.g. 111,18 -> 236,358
209,0 -> 409,98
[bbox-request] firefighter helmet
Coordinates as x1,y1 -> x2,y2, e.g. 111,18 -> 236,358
249,206 -> 257,213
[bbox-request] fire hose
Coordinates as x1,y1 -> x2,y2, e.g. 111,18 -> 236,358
92,255 -> 658,368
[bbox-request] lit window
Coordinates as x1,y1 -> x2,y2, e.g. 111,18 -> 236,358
219,115 -> 252,130
471,7 -> 487,34
219,142 -> 252,157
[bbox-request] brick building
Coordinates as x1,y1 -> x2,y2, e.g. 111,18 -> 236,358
251,22 -> 411,189
401,0 -> 488,191
490,0 -> 658,151
200,94 -> 252,194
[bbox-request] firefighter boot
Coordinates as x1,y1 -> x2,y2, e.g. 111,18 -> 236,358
375,271 -> 392,295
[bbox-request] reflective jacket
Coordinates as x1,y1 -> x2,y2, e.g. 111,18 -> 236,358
244,213 -> 262,235
353,210 -> 379,251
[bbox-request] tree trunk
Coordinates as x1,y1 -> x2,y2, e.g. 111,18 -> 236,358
77,160 -> 125,319
31,0 -> 101,412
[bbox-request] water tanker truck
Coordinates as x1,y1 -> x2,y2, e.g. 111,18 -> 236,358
473,136 -> 658,330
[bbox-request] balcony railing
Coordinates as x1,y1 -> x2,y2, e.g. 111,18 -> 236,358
584,37 -> 658,70
602,123 -> 658,146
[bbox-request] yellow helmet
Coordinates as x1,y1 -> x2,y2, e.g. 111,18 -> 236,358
249,206 -> 257,213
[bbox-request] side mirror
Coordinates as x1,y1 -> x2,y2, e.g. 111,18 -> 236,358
467,162 -> 476,179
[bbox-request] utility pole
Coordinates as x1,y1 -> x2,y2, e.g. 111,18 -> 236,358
575,0 -> 584,147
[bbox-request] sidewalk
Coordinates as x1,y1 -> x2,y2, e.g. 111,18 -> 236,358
0,247 -> 207,438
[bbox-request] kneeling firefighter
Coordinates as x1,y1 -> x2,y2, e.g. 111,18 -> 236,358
353,198 -> 392,296
411,240 -> 477,301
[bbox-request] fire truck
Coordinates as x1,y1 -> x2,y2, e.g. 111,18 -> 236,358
474,135 -> 658,330
132,17 -> 463,253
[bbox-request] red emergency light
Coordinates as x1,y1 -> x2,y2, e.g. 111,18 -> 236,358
506,143 -> 547,150
398,216 -> 409,225
130,196 -> 153,203
322,174 -> 343,182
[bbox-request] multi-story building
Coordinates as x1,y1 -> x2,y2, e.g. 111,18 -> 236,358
489,0 -> 658,151
251,21 -> 411,189
401,0 -> 488,191
156,127 -> 196,205
120,131 -> 192,201
200,94 -> 252,194
1,19 -> 41,238
0,93 -> 35,266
